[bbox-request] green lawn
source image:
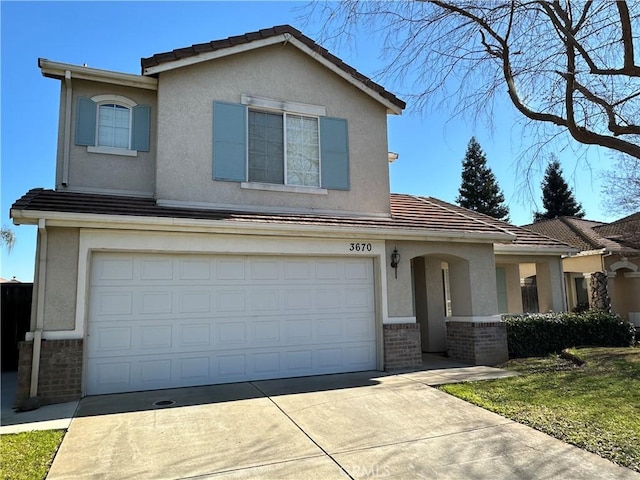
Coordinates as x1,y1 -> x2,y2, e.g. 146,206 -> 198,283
440,347 -> 640,472
0,430 -> 64,480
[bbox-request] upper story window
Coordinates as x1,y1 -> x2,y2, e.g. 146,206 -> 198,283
75,94 -> 151,156
248,110 -> 320,187
98,104 -> 131,149
213,96 -> 349,192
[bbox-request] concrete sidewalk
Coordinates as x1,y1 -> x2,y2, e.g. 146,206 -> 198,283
46,369 -> 638,479
0,372 -> 78,434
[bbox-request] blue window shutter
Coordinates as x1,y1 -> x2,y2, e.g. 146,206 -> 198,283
132,105 -> 151,152
75,97 -> 96,146
213,101 -> 246,181
320,117 -> 349,190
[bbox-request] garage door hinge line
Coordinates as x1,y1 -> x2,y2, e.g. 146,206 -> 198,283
249,381 -> 355,480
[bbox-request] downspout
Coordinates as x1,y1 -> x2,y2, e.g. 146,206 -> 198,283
600,250 -> 612,273
61,70 -> 72,187
559,260 -> 569,312
30,219 -> 47,399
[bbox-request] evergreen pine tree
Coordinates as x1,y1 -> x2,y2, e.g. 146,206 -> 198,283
533,159 -> 585,222
456,137 -> 510,221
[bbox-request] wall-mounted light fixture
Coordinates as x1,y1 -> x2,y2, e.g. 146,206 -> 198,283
390,247 -> 400,279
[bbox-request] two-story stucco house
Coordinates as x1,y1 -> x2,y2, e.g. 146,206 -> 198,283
11,26 -> 573,406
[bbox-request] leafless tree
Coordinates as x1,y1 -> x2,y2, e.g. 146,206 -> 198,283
601,153 -> 640,215
311,1 -> 640,162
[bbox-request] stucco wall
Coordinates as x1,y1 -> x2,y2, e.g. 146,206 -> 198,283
564,254 -> 602,273
496,262 -> 524,314
58,80 -> 157,195
605,255 -> 640,320
43,227 -> 79,331
155,44 -> 391,214
386,241 -> 498,318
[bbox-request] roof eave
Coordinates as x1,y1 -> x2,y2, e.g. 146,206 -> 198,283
494,244 -> 579,255
39,58 -> 158,91
11,208 -> 514,243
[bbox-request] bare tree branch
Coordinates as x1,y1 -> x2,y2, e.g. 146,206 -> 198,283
313,0 -> 640,162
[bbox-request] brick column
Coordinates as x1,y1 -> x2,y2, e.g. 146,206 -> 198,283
446,319 -> 508,365
16,339 -> 83,407
383,323 -> 422,370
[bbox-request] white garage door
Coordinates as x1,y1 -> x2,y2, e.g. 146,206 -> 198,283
86,252 -> 376,395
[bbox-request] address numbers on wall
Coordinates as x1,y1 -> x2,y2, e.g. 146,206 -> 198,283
349,243 -> 372,252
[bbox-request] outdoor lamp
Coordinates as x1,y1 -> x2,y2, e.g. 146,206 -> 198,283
390,247 -> 400,279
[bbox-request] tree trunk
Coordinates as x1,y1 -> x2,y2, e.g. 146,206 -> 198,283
589,272 -> 611,312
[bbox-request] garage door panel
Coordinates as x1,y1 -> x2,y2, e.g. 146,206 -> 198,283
89,361 -> 131,394
216,258 -> 246,280
216,290 -> 247,312
253,321 -> 281,343
140,291 -> 173,314
217,322 -> 247,345
92,291 -> 134,317
345,260 -> 373,280
181,323 -> 212,346
283,288 -> 313,310
93,326 -> 133,352
95,256 -> 134,281
140,258 -> 173,280
179,291 -> 211,313
317,347 -> 343,369
251,289 -> 280,311
180,356 -> 211,380
284,259 -> 312,280
179,259 -> 211,280
346,314 -> 376,337
87,253 -> 377,395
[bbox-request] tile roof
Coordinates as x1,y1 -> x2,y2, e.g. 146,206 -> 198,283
140,25 -> 406,111
522,215 -> 640,253
415,196 -> 571,249
11,189 -> 572,252
592,212 -> 640,250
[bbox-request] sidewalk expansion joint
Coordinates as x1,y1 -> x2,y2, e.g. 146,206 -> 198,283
249,381 -> 355,480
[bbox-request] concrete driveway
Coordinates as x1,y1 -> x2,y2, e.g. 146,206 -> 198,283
47,370 -> 639,480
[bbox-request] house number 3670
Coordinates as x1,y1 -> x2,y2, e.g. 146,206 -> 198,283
349,243 -> 372,252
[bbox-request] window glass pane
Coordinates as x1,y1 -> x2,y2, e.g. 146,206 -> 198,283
248,110 -> 283,184
97,104 -> 130,148
286,114 -> 319,187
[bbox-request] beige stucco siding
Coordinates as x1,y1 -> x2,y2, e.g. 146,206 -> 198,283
155,44 -> 391,214
43,227 -> 79,331
386,241 -> 498,318
57,80 -> 157,195
564,254 -> 602,273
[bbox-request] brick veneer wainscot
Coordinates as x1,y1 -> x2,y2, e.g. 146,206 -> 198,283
383,323 -> 422,370
446,320 -> 508,365
16,339 -> 83,407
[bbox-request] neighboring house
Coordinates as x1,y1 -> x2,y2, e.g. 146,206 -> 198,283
524,214 -> 640,325
11,25 -> 572,406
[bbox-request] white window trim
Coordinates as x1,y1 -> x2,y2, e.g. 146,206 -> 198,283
240,182 -> 327,195
87,145 -> 138,157
241,94 -> 326,117
88,94 -> 138,156
243,95 -> 324,189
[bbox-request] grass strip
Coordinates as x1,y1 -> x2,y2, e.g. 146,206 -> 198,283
0,429 -> 65,480
439,347 -> 640,472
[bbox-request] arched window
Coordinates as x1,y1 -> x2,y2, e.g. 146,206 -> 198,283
75,94 -> 150,155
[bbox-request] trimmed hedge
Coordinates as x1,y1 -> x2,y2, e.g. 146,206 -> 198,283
504,311 -> 636,357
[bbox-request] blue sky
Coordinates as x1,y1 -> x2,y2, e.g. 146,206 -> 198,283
1,1 -> 615,282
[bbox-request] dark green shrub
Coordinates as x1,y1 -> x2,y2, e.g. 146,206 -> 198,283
503,311 -> 636,357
